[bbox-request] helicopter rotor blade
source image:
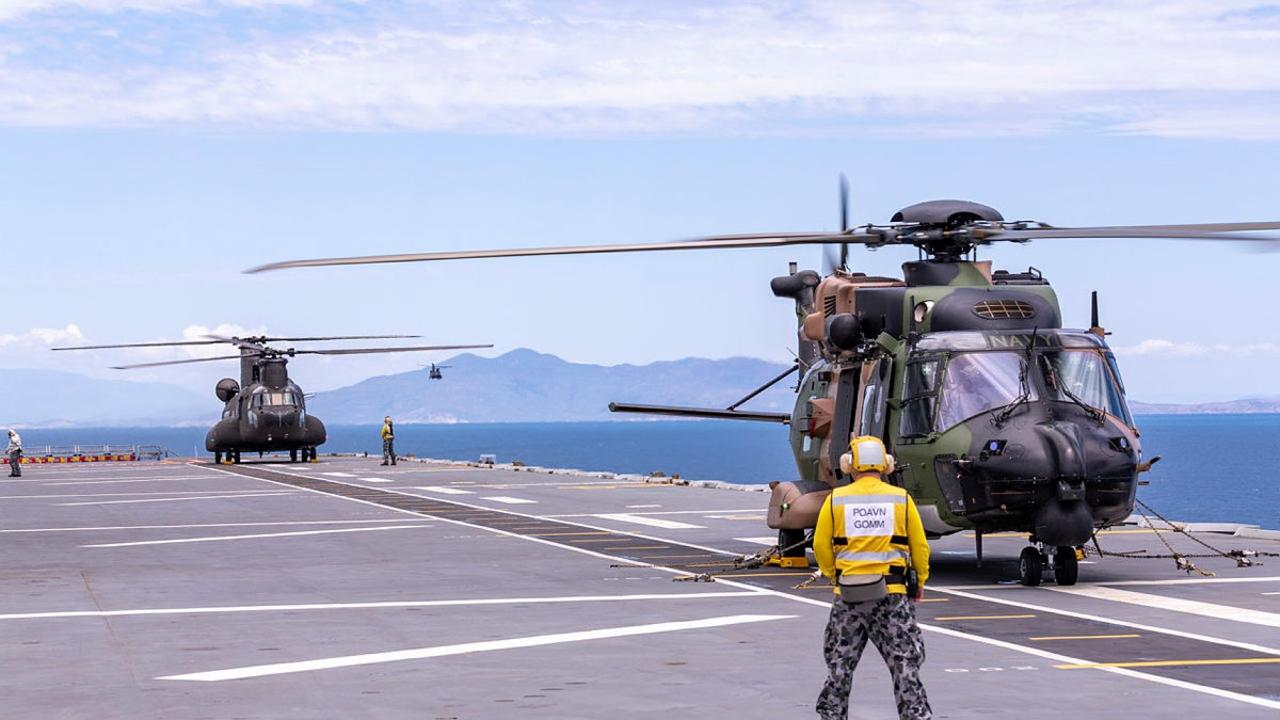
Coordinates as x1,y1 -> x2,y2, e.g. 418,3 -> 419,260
980,222 -> 1280,245
51,339 -> 227,351
109,354 -> 254,370
838,174 -> 850,269
259,334 -> 422,343
291,344 -> 494,356
245,233 -> 849,273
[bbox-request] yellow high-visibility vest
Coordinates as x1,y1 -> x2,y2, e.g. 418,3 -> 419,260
813,475 -> 931,595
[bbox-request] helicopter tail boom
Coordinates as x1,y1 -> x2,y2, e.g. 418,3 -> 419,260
608,402 -> 790,424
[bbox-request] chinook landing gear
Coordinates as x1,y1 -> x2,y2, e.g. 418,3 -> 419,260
1018,543 -> 1081,586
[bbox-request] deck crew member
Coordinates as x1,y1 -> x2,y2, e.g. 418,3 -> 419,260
814,435 -> 931,720
6,429 -> 22,477
380,416 -> 396,466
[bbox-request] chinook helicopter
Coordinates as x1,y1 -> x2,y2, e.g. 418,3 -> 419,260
423,363 -> 450,380
247,187 -> 1280,585
54,335 -> 492,464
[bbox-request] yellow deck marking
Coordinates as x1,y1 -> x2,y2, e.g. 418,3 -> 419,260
530,531 -> 610,537
710,572 -> 812,578
918,598 -> 949,603
935,614 -> 1037,621
1031,634 -> 1142,641
1056,658 -> 1280,670
605,545 -> 668,551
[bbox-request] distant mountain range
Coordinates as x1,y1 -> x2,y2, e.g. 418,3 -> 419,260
3,350 -> 1278,427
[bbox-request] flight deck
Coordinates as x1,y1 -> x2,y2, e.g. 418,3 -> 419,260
2,457 -> 1277,719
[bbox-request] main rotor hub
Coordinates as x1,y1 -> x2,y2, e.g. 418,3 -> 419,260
890,199 -> 1006,260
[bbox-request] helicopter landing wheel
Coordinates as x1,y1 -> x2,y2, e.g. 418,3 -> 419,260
1019,546 -> 1044,587
1053,546 -> 1080,586
213,451 -> 222,465
289,449 -> 298,463
232,450 -> 242,464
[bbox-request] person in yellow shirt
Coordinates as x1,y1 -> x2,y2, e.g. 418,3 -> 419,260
379,416 -> 396,466
813,435 -> 931,720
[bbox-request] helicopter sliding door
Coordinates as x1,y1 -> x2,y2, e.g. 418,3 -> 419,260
854,357 -> 892,441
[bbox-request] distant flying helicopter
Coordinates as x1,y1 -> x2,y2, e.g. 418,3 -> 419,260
247,184 -> 1280,585
54,335 -> 492,464
423,362 -> 451,380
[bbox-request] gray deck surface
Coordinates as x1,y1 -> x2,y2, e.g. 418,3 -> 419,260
2,457 -> 1278,719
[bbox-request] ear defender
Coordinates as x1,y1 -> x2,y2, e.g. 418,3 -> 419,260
839,452 -> 853,475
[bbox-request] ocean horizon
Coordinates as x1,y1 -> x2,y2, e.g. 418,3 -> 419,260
14,414 -> 1279,529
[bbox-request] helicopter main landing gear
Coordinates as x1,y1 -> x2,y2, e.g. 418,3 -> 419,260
289,449 -> 298,463
213,451 -> 221,464
1018,543 -> 1081,586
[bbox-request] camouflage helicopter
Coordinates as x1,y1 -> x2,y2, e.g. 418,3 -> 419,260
247,187 -> 1280,585
54,335 -> 491,464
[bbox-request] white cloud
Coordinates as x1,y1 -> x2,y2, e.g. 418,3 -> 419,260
0,0 -> 310,21
1112,339 -> 1280,357
1,1 -> 1279,137
0,323 -> 84,347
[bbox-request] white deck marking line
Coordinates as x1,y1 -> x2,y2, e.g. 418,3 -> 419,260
735,537 -> 780,545
321,472 -> 358,478
60,492 -> 296,507
357,477 -> 394,483
194,464 -> 1280,711
43,477 -> 226,486
594,513 -> 704,529
3,475 -> 211,485
1263,592 -> 1280,596
943,576 -> 1280,590
158,614 -> 792,682
627,504 -> 662,509
1047,585 -> 1280,629
410,486 -> 474,495
1,489 -> 283,499
483,496 -> 538,505
82,524 -> 431,548
934,588 -> 1280,656
0,519 -> 430,533
546,508 -> 762,518
2,591 -> 762,621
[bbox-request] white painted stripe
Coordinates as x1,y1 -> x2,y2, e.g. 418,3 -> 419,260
547,508 -> 762,518
626,504 -> 661,509
82,525 -> 431,548
358,477 -> 394,483
2,489 -> 285,499
60,492 -> 295,507
1,591 -> 761,621
0,519 -> 429,533
735,536 -> 780,545
1263,592 -> 1280,596
1048,585 -> 1280,629
594,513 -> 704,530
7,476 -> 211,486
158,614 -> 792,682
483,496 -> 538,505
411,486 -> 474,495
321,472 -> 357,478
934,588 -> 1280,656
943,576 -> 1280,590
196,463 -> 1280,711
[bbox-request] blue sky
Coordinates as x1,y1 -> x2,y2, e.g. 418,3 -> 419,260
1,1 -> 1279,403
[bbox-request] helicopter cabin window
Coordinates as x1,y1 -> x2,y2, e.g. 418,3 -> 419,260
252,391 -> 298,408
857,358 -> 892,438
1041,350 -> 1132,425
899,357 -> 942,437
936,352 -> 1032,432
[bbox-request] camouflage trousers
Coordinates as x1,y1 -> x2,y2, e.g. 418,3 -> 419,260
816,594 -> 931,720
381,439 -> 396,464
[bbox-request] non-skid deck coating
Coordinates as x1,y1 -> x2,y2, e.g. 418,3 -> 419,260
2,457 -> 1278,719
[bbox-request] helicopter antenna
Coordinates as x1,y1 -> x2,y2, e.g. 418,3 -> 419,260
1089,290 -> 1106,337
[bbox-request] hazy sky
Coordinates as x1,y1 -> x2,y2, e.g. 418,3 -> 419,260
2,1 -> 1279,403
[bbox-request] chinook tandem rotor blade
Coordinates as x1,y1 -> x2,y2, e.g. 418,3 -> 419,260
51,339 -> 227,351
245,233 -> 848,273
109,354 -> 252,370
291,344 -> 494,356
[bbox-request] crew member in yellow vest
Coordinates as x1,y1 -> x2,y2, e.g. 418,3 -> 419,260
380,416 -> 396,466
813,435 -> 931,720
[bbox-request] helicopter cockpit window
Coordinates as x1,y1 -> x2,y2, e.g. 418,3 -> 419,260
936,352 -> 1032,432
857,359 -> 891,438
1042,350 -> 1132,424
252,392 -> 298,408
899,357 -> 942,437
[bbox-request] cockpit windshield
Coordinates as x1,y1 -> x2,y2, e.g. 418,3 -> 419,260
252,391 -> 298,408
936,352 -> 1033,432
1040,350 -> 1132,425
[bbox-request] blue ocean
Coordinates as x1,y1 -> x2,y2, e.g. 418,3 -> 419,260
20,414 -> 1279,528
